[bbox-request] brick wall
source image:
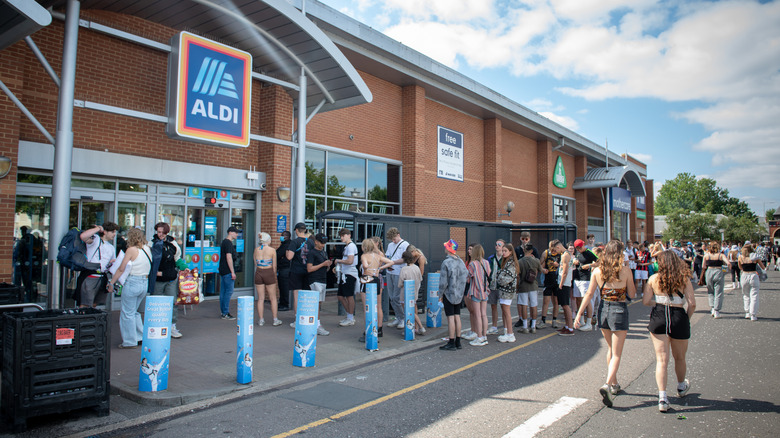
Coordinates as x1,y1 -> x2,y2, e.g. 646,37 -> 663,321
501,129 -> 538,223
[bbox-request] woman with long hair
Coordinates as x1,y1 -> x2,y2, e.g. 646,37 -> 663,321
698,242 -> 730,319
496,243 -> 519,343
254,232 -> 280,326
643,251 -> 696,412
466,244 -> 491,346
738,245 -> 766,321
728,245 -> 741,290
359,238 -> 394,340
462,244 -> 479,341
108,228 -> 152,349
574,240 -> 636,407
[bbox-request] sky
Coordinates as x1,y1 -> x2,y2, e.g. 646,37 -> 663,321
316,0 -> 780,217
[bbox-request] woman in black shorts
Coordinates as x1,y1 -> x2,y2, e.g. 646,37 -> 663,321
643,250 -> 696,412
574,240 -> 636,407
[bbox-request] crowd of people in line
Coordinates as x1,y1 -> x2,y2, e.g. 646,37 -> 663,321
71,219 -> 776,411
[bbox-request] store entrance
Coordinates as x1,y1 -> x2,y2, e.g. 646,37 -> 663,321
184,207 -> 228,297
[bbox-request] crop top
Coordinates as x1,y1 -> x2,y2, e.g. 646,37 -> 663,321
655,294 -> 685,305
600,283 -> 627,302
741,262 -> 757,272
256,258 -> 273,268
705,258 -> 724,267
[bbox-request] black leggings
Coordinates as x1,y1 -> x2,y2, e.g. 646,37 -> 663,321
730,262 -> 740,282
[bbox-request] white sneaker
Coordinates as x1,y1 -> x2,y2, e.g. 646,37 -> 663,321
273,318 -> 283,326
497,333 -> 516,343
386,318 -> 399,327
469,337 -> 487,346
677,379 -> 690,397
317,326 -> 330,336
290,322 -> 296,328
751,315 -> 758,321
713,310 -> 721,319
415,326 -> 426,335
745,313 -> 751,319
578,323 -> 593,332
396,321 -> 405,330
486,326 -> 498,335
339,318 -> 355,327
462,331 -> 478,341
171,326 -> 182,339
258,318 -> 265,326
658,400 -> 669,412
460,328 -> 474,336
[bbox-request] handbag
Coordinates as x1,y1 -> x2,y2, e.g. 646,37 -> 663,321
757,265 -> 768,282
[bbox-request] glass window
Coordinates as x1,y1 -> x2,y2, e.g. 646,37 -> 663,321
117,201 -> 146,237
13,195 -> 50,304
119,182 -> 148,192
231,208 -> 255,289
72,178 -> 114,190
553,196 -> 574,223
306,149 -> 326,195
231,192 -> 256,201
159,185 -> 186,195
17,173 -> 52,185
158,204 -> 185,247
367,162 -> 400,203
327,152 -> 365,198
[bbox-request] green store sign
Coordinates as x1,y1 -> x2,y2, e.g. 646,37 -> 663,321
553,156 -> 567,188
637,211 -> 646,219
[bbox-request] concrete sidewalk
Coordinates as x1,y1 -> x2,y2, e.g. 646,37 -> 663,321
108,295 -> 447,406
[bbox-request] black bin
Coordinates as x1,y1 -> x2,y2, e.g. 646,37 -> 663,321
0,283 -> 23,305
1,308 -> 110,432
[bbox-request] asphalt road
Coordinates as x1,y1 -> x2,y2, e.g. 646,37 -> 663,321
6,271 -> 779,438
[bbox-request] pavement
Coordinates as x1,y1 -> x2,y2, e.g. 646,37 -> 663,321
108,295 -> 447,407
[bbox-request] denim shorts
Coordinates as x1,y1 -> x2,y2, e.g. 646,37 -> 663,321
598,300 -> 629,331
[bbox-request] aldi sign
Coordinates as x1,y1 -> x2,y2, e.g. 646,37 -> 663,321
167,32 -> 252,148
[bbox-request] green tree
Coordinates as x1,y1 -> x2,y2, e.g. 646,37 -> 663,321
766,208 -> 776,222
367,184 -> 387,202
656,173 -> 754,218
718,215 -> 763,244
662,208 -> 718,242
305,161 -> 345,196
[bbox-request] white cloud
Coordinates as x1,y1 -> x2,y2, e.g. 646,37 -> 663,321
539,111 -> 579,131
629,152 -> 652,164
712,164 -> 780,189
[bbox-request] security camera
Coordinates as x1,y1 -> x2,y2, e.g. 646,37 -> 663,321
259,182 -> 267,190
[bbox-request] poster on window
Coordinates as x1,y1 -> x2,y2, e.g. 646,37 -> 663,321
437,126 -> 463,182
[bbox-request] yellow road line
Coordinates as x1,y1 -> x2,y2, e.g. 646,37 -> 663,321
272,332 -> 557,438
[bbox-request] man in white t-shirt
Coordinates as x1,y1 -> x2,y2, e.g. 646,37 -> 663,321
335,228 -> 359,326
384,227 -> 409,329
78,222 -> 118,307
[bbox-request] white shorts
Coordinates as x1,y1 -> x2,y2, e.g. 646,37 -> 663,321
310,282 -> 327,302
634,270 -> 648,280
573,280 -> 589,298
499,298 -> 513,306
516,291 -> 537,307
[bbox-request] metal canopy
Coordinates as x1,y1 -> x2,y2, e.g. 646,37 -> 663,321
0,0 -> 53,51
572,166 -> 646,197
55,0 -> 372,115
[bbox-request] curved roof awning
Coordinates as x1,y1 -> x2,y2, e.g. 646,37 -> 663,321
572,166 -> 646,197
62,0 -> 372,115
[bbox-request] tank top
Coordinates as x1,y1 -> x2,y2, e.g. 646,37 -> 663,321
599,280 -> 627,302
558,254 -> 574,286
655,293 -> 685,305
705,258 -> 724,267
130,246 -> 152,276
741,262 -> 757,272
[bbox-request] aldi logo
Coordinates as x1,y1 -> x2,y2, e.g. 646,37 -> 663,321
166,32 -> 251,148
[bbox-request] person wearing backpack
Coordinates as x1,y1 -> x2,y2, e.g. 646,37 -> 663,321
149,222 -> 183,338
517,244 -> 541,334
78,222 -> 118,308
108,228 -> 153,349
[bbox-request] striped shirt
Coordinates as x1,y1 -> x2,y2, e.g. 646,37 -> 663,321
467,259 -> 490,301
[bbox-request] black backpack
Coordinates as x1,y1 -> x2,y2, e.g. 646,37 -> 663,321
56,228 -> 101,271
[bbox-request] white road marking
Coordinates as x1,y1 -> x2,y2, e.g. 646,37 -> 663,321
503,396 -> 588,438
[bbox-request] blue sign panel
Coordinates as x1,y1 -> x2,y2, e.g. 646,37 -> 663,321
364,283 -> 379,351
203,247 -> 220,274
139,296 -> 173,392
167,32 -> 251,148
610,187 -> 632,213
293,290 -> 319,367
276,215 -> 287,233
636,195 -> 646,210
403,280 -> 416,341
426,273 -> 442,328
236,296 -> 253,384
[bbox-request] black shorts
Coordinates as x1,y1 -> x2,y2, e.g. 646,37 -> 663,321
647,305 -> 690,340
337,275 -> 357,298
543,284 -> 559,297
288,272 -> 308,290
555,285 -> 571,306
442,294 -> 462,317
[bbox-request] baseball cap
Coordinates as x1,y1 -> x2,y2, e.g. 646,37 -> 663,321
731,245 -> 738,251
573,239 -> 585,248
673,240 -> 681,247
444,239 -> 458,254
294,222 -> 307,231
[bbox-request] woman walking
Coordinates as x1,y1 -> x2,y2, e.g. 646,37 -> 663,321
738,246 -> 766,321
108,228 -> 153,349
698,242 -> 729,319
728,245 -> 741,290
574,240 -> 636,407
643,250 -> 695,412
254,232 -> 281,326
466,244 -> 491,346
496,243 -> 519,343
